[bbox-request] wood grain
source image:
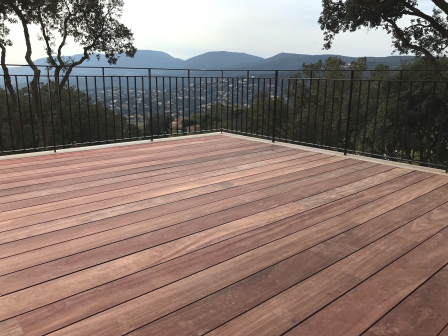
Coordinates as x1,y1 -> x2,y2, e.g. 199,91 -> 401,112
0,135 -> 446,336
0,158 -> 362,259
362,265 -> 448,336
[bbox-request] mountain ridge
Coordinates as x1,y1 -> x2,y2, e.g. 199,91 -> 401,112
3,50 -> 415,77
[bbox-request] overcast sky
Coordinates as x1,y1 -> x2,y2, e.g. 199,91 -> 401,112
4,0 -> 436,64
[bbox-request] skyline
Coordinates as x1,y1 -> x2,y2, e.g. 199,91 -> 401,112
4,0 -> 435,64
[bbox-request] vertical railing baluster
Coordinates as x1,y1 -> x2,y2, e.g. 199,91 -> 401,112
199,77 -> 202,133
176,77 -> 180,134
47,68 -> 57,151
353,79 -> 363,153
14,76 -> 25,150
344,71 -> 355,155
57,73 -> 65,148
337,80 -> 345,150
142,77 -> 146,138
111,76 -> 116,141
226,76 -> 230,132
148,69 -> 153,141
320,79 -> 328,147
306,71 -> 313,142
102,68 -> 108,143
272,71 -> 278,142
371,81 -> 381,156
94,76 -> 100,142
67,76 -> 74,145
402,81 -> 413,160
392,70 -> 403,155
292,78 -> 298,142
118,76 -> 124,140
362,80 -> 371,153
313,79 -> 320,145
381,82 -> 392,159
25,76 -> 36,149
76,77 -> 83,144
299,79 -> 305,142
329,80 -> 336,148
262,78 -> 265,138
182,77 -> 186,135
135,76 -> 139,139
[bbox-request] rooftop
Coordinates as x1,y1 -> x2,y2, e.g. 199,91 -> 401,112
0,134 -> 447,335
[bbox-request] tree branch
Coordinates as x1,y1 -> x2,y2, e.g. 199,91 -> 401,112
8,2 -> 40,79
386,19 -> 447,80
431,0 -> 448,16
0,41 -> 16,100
36,6 -> 56,67
402,2 -> 448,39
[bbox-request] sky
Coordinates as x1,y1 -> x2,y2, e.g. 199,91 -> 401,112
3,0 -> 436,64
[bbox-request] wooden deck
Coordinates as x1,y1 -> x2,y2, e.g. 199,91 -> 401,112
0,134 -> 447,336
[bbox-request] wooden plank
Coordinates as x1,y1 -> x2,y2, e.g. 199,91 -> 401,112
0,137 -> 246,179
0,146 -> 297,207
363,265 -> 448,336
0,155 -> 340,239
0,135 -> 231,172
0,140 -> 266,190
0,144 -> 288,198
285,210 -> 448,336
0,172 -> 440,328
33,184 -> 448,336
0,163 -> 385,287
0,152 -> 326,233
205,200 -> 448,336
0,147 -> 302,213
0,171 -> 430,334
124,184 -> 448,336
0,158 -> 362,259
439,324 -> 448,336
0,139 -> 265,184
0,135 -> 224,170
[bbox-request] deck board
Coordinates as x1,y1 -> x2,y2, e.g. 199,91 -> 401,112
363,264 -> 448,336
0,134 -> 447,336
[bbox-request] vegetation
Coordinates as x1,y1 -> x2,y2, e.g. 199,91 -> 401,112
319,0 -> 448,79
0,56 -> 446,169
0,0 -> 136,147
0,81 -> 138,151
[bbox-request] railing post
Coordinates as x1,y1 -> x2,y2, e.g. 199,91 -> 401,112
344,70 -> 355,155
272,70 -> 279,142
148,69 -> 153,141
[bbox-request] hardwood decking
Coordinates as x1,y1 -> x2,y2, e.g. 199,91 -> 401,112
0,134 -> 447,336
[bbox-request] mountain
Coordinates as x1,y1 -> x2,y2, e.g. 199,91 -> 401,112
2,50 -> 416,80
228,53 -> 415,71
183,51 -> 264,70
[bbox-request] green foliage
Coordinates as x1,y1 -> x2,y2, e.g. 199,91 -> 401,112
0,82 -> 138,152
318,0 -> 448,79
221,56 -> 448,168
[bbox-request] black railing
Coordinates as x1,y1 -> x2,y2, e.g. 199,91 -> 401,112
1,66 -> 447,172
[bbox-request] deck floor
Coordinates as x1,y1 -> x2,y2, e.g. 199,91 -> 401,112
0,134 -> 447,336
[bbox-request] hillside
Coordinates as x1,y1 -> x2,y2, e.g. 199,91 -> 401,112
2,50 -> 415,79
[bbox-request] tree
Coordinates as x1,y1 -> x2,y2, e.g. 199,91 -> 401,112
319,0 -> 448,79
0,0 -> 136,147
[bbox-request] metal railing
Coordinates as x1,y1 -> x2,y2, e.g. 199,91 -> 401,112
1,66 -> 447,172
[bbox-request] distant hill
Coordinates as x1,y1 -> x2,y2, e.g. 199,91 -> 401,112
229,53 -> 415,71
2,50 -> 416,79
183,51 -> 264,70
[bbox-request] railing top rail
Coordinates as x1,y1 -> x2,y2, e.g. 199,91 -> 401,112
1,73 -> 447,83
2,63 -> 447,73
